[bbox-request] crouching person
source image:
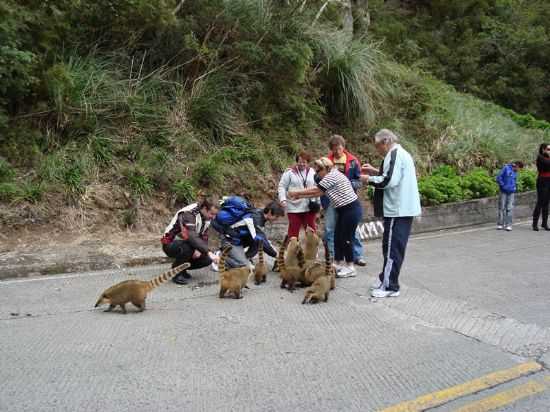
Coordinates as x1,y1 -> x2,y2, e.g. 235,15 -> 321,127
211,197 -> 284,269
161,199 -> 220,285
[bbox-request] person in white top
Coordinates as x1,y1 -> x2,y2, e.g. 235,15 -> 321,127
278,150 -> 320,239
288,157 -> 363,278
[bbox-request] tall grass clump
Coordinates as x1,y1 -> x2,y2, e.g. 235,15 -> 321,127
312,29 -> 387,124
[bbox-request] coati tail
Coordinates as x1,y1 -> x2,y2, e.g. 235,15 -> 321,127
323,240 -> 332,276
277,236 -> 289,272
219,246 -> 232,274
147,262 -> 191,291
258,241 -> 264,264
296,244 -> 305,268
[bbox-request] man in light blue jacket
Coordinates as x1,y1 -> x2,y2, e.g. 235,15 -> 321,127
361,129 -> 421,298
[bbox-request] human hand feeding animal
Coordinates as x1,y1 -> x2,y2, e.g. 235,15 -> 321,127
361,163 -> 378,175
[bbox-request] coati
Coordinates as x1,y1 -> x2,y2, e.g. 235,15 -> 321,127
94,262 -> 191,313
284,236 -> 302,268
219,245 -> 252,299
278,236 -> 306,292
302,226 -> 320,261
302,240 -> 333,304
254,241 -> 268,285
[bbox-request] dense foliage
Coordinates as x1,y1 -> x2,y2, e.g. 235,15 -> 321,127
369,0 -> 550,121
0,0 -> 548,223
418,165 -> 536,206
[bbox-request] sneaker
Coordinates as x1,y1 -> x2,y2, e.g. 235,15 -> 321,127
497,225 -> 504,230
335,267 -> 357,278
369,280 -> 383,290
181,271 -> 192,279
505,226 -> 512,232
354,258 -> 367,267
371,288 -> 400,298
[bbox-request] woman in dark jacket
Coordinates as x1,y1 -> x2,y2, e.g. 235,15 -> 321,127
532,143 -> 550,231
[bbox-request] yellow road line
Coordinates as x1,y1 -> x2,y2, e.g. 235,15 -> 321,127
454,380 -> 547,412
379,361 -> 542,412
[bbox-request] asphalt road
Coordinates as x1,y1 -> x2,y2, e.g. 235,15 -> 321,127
1,222 -> 549,411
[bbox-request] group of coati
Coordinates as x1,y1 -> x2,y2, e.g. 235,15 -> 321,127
95,227 -> 335,313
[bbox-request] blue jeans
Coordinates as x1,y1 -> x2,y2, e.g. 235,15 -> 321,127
498,192 -> 515,227
324,205 -> 364,260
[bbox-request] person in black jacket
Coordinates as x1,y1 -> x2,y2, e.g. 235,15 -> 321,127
161,199 -> 220,284
532,143 -> 550,231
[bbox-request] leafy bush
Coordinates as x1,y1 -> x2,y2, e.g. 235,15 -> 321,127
418,174 -> 463,206
0,158 -> 16,182
123,165 -> 154,197
517,169 -> 537,193
193,157 -> 223,188
172,179 -> 197,205
460,168 -> 498,199
0,182 -> 21,202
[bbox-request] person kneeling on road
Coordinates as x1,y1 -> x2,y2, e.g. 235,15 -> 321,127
211,197 -> 284,270
161,199 -> 220,285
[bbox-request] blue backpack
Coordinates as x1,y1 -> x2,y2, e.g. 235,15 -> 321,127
215,196 -> 253,227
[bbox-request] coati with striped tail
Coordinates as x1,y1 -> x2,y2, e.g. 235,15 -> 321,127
254,241 -> 268,285
285,235 -> 302,268
302,241 -> 333,304
302,226 -> 320,261
94,263 -> 191,313
278,236 -> 306,292
303,238 -> 336,289
219,245 -> 252,299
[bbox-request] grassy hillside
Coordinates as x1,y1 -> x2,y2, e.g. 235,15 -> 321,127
0,0 -> 548,232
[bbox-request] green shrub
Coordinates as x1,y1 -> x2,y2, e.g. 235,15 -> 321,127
431,165 -> 458,178
193,157 -> 223,188
460,168 -> 498,199
0,182 -> 22,202
172,179 -> 197,204
517,169 -> 537,192
123,165 -> 154,197
316,36 -> 385,124
418,174 -> 463,206
188,73 -> 241,143
88,133 -> 114,165
38,149 -> 91,197
0,158 -> 16,182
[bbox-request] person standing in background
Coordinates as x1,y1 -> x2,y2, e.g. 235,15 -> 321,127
532,143 -> 550,231
323,135 -> 366,273
496,161 -> 524,231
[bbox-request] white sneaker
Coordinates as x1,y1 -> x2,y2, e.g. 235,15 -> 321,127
336,266 -> 356,278
369,280 -> 383,290
371,288 -> 400,298
505,226 -> 512,231
497,225 -> 504,230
